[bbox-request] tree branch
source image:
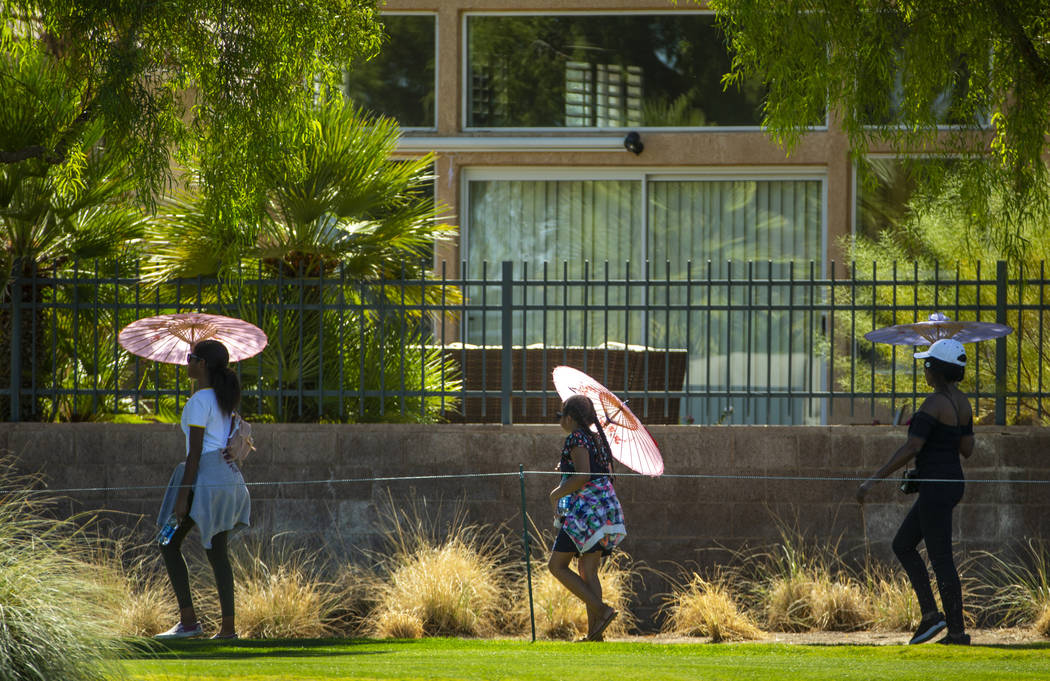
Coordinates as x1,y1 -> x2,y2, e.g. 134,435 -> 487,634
991,2 -> 1050,87
0,146 -> 50,164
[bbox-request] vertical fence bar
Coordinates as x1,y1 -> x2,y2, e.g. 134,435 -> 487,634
521,262 -> 529,419
439,261 -> 447,418
1040,261 -> 1046,420
519,464 -> 536,642
995,260 -> 1008,425
398,262 -> 407,417
480,261 -> 488,420
765,261 -> 773,420
9,275 -> 21,421
501,261 -> 514,425
745,261 -> 753,420
50,265 -> 59,420
1015,262 -> 1023,424
30,267 -> 38,417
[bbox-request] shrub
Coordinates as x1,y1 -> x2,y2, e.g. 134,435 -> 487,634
230,538 -> 337,639
368,496 -> 511,638
374,611 -> 425,639
765,572 -> 816,632
663,574 -> 763,642
0,459 -> 127,681
745,524 -> 870,632
116,562 -> 172,637
866,571 -> 921,632
1036,605 -> 1050,638
974,540 -> 1050,632
808,577 -> 869,632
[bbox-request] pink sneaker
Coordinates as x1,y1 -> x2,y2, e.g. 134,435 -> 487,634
154,622 -> 203,639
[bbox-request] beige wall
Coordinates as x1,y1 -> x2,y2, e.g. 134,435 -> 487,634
383,1 -> 857,271
6,422 -> 1046,627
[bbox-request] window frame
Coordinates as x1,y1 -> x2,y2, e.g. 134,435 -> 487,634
460,9 -> 828,134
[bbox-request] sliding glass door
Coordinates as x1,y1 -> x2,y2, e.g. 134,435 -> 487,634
463,171 -> 826,424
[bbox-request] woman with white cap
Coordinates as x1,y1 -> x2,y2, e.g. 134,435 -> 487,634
856,338 -> 973,646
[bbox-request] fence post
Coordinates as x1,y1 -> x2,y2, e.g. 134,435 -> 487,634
995,260 -> 1007,426
501,261 -> 514,425
519,464 -> 536,642
8,276 -> 20,422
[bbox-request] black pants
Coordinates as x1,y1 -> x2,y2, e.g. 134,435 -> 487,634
159,509 -> 235,618
892,481 -> 965,634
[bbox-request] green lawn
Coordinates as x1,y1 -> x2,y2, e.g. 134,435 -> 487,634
120,637 -> 1050,681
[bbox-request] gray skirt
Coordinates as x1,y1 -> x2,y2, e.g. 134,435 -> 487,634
157,448 -> 251,549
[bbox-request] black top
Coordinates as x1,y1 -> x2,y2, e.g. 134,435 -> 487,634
907,400 -> 973,481
559,428 -> 613,483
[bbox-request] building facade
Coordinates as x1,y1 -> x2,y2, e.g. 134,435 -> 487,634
346,2 -> 921,425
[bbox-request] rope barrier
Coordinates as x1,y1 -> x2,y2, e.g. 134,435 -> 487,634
2,469 -> 1048,497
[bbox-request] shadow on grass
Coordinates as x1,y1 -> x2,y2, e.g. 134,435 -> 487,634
124,637 -> 419,660
981,642 -> 1050,651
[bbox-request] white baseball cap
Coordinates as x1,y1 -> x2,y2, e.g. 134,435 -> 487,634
914,338 -> 966,367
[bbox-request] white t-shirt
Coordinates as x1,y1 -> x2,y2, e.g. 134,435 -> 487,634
180,388 -> 232,455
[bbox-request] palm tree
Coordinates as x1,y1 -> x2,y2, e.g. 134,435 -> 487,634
145,98 -> 461,422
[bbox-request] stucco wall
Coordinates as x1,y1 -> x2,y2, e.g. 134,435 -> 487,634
4,423 -> 1046,625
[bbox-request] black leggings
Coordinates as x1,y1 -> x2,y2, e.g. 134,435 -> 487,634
159,512 -> 235,618
892,481 -> 965,634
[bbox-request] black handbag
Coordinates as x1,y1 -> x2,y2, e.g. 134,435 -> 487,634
899,468 -> 920,494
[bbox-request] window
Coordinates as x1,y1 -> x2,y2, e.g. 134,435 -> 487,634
346,14 -> 436,128
859,46 -> 988,128
463,171 -> 826,424
466,13 -> 765,129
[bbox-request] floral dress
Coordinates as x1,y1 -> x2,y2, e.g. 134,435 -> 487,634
557,428 -> 627,553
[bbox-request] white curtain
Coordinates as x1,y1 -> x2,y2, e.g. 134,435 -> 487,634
647,179 -> 824,424
465,177 -> 824,423
467,180 -> 642,347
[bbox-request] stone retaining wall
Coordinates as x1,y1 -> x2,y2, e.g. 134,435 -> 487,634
4,423 -> 1047,626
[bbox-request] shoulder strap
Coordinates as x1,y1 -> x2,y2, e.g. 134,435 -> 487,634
939,392 -> 962,426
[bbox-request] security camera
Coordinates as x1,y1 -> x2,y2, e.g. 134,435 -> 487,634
623,131 -> 644,155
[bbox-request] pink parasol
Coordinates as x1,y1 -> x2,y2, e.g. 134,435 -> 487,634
864,312 -> 1013,346
118,313 -> 268,365
552,365 -> 664,477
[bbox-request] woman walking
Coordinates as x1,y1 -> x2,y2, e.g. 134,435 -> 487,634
548,394 -> 627,642
155,339 -> 251,640
857,338 -> 973,645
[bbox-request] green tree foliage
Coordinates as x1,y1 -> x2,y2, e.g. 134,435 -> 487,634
0,50 -> 144,418
1,0 -> 383,215
140,98 -> 461,423
841,177 -> 1050,424
144,99 -> 452,282
709,1 -> 1050,249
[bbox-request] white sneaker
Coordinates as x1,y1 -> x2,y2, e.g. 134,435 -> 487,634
154,622 -> 203,639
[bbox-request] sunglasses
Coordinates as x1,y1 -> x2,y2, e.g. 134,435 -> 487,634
555,411 -> 564,419
186,353 -> 201,364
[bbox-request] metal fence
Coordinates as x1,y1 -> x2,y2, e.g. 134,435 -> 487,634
2,259 -> 1047,425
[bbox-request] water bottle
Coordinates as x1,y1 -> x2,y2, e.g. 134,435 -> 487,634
157,513 -> 179,546
553,473 -> 572,528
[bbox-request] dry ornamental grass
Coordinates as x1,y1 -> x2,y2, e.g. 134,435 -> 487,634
231,539 -> 337,639
663,574 -> 763,642
367,495 -> 512,638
